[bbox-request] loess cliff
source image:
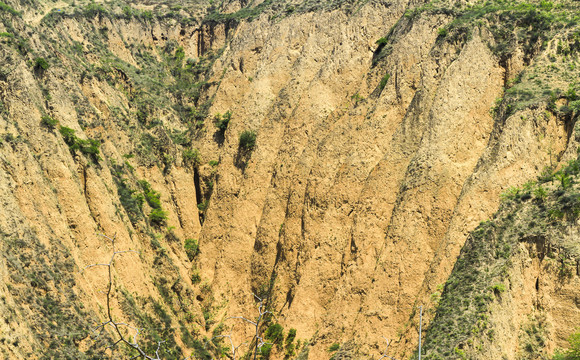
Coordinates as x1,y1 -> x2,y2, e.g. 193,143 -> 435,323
0,0 -> 579,359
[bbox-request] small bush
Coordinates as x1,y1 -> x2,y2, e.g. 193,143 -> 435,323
59,126 -> 100,157
184,238 -> 199,261
191,270 -> 201,284
239,130 -> 257,151
145,190 -> 161,209
490,283 -> 506,294
534,186 -> 547,201
34,57 -> 49,71
197,200 -> 209,212
379,73 -> 390,91
148,208 -> 167,225
183,148 -> 201,167
260,343 -> 273,360
286,328 -> 297,345
41,115 -> 58,129
553,329 -> 580,360
437,27 -> 448,38
351,93 -> 364,103
214,111 -> 232,132
59,126 -> 77,146
328,343 -> 340,352
265,323 -> 284,345
78,138 -> 100,155
375,37 -> 388,46
555,172 -> 572,189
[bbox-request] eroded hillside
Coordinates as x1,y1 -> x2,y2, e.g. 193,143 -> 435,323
0,0 -> 578,358
423,158 -> 580,359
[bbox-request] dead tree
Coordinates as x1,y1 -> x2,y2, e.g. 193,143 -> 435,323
229,294 -> 272,360
377,337 -> 398,360
83,234 -> 188,360
84,234 -> 271,360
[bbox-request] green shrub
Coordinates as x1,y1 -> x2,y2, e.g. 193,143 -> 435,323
140,10 -> 153,20
78,138 -> 100,155
555,172 -> 572,189
41,115 -> 58,129
239,130 -> 257,151
437,27 -> 448,38
259,343 -> 273,360
115,177 -> 144,224
148,208 -> 167,225
183,148 -> 201,167
375,37 -> 388,46
379,73 -> 390,91
184,238 -> 199,261
0,1 -> 20,16
34,57 -> 49,71
0,32 -> 13,38
570,100 -> 580,112
351,93 -> 364,103
59,126 -> 76,145
490,283 -> 506,294
138,180 -> 163,209
145,190 -> 162,209
500,186 -> 521,202
286,328 -> 297,345
534,186 -> 547,201
214,111 -> 232,132
328,343 -> 340,352
84,2 -> 107,17
59,126 -> 100,157
191,270 -> 202,284
553,329 -> 580,360
208,160 -> 219,167
265,323 -> 284,345
197,200 -> 209,212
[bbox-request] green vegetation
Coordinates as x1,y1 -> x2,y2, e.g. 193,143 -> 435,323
553,329 -> 580,360
1,232 -> 106,358
351,92 -> 365,103
376,37 -> 388,46
58,126 -> 101,159
285,328 -> 298,359
184,238 -> 199,261
265,323 -> 285,345
422,149 -> 580,358
41,115 -> 58,129
197,200 -> 209,212
379,73 -> 390,91
148,208 -> 168,225
183,147 -> 201,167
239,130 -> 257,151
34,57 -> 49,71
83,2 -> 107,17
112,171 -> 144,224
375,0 -> 580,118
214,111 -> 232,132
0,1 -> 20,16
138,180 -> 168,226
490,283 -> 506,294
328,343 -> 340,352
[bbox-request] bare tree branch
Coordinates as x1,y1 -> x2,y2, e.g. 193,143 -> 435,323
377,337 -> 398,360
83,234 -> 166,360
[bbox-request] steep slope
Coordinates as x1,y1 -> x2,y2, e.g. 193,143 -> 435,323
422,157 -> 580,359
0,0 -> 578,359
